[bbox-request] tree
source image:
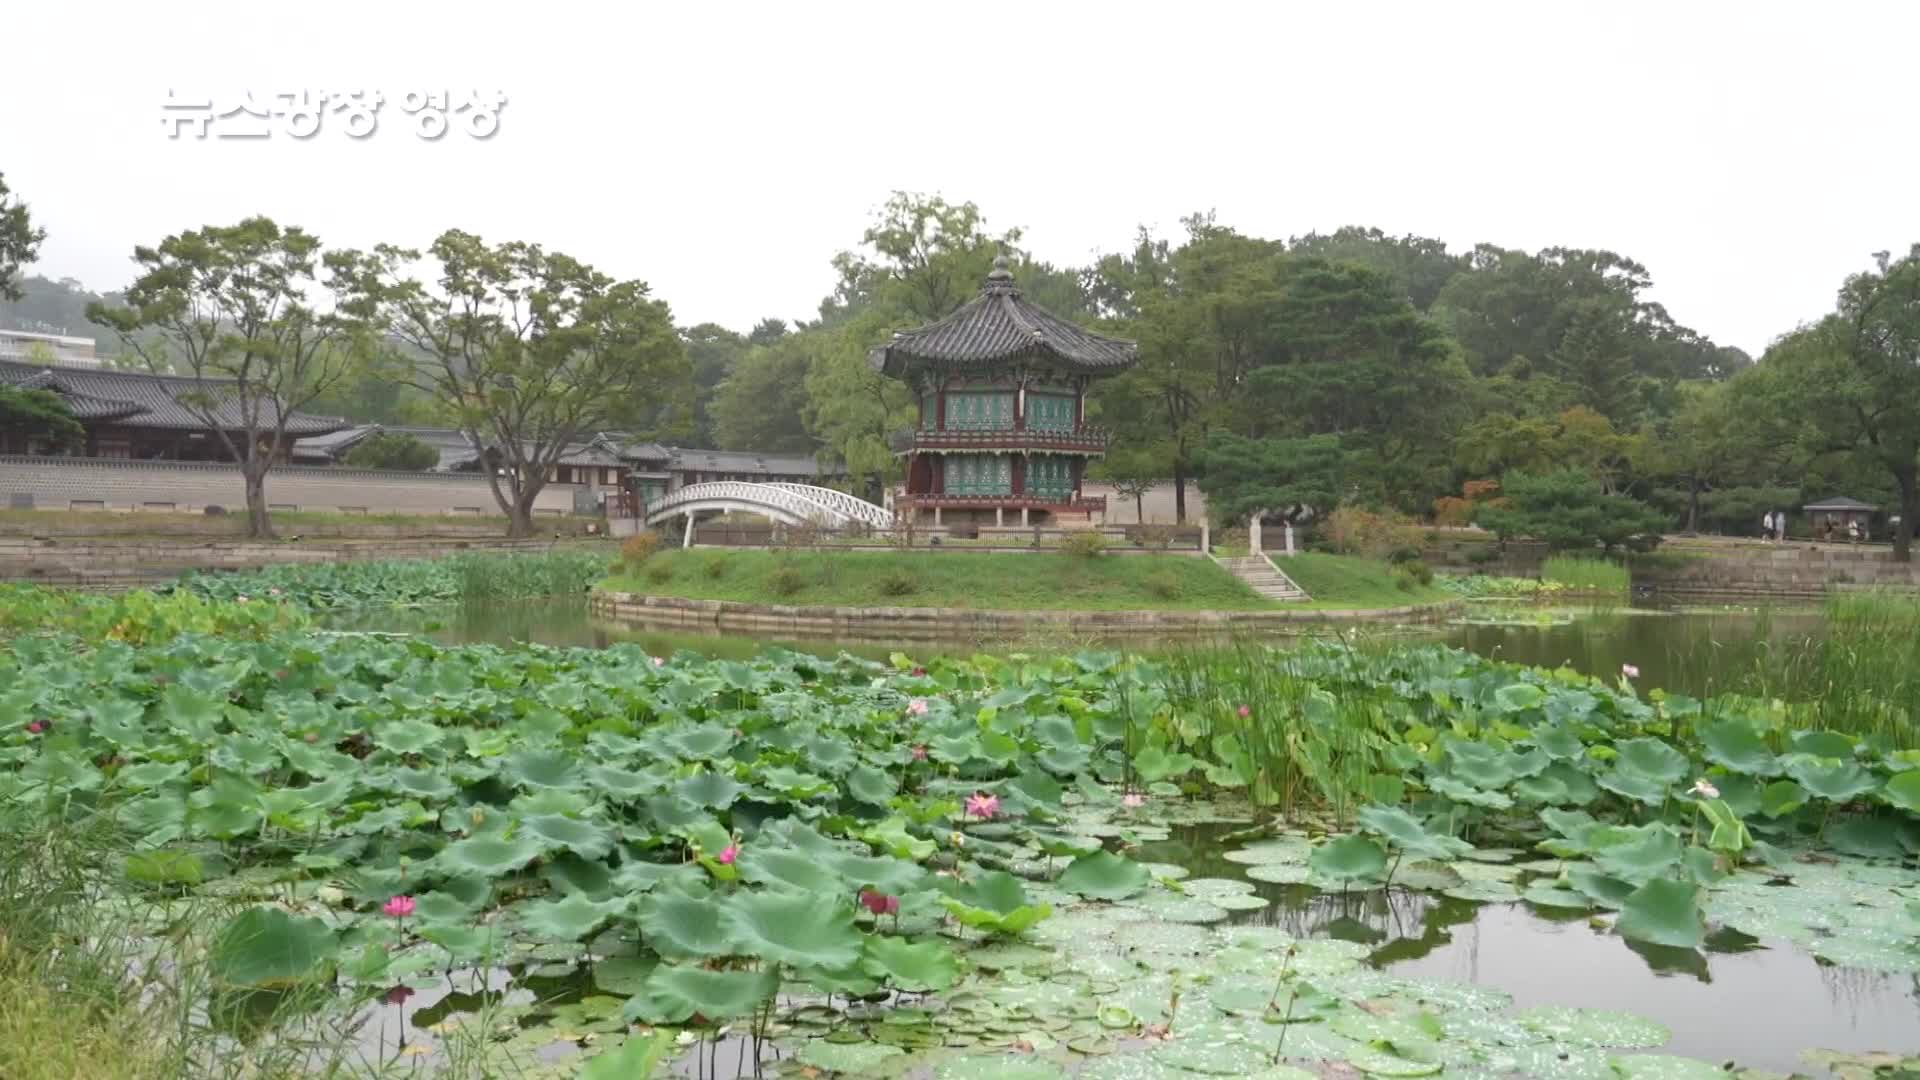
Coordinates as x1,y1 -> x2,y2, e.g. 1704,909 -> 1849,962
679,321 -> 752,447
1196,432 -> 1346,526
803,193 -> 1027,492
1473,469 -> 1668,554
1090,445 -> 1165,523
1644,381 -> 1770,533
710,334 -> 815,453
349,229 -> 690,537
1286,226 -> 1463,310
0,383 -> 82,448
0,173 -> 46,302
343,431 -> 438,471
88,218 -> 370,538
1764,246 -> 1920,559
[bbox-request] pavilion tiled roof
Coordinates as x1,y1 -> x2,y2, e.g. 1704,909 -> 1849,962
0,358 -> 349,437
1803,496 -> 1878,511
869,257 -> 1137,379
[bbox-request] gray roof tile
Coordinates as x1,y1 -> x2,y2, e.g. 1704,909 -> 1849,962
870,257 -> 1137,378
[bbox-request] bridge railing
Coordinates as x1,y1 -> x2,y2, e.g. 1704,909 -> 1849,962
644,481 -> 870,528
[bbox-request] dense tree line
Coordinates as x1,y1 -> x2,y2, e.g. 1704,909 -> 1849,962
4,172 -> 1917,555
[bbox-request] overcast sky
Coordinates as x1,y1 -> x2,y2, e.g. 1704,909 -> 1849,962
5,1 -> 1916,356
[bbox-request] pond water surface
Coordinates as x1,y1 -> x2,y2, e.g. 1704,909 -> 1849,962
336,599 -> 1825,701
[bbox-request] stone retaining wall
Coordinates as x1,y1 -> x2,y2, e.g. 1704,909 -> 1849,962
1630,545 -> 1920,604
0,455 -> 581,516
0,537 -> 617,588
590,590 -> 1461,642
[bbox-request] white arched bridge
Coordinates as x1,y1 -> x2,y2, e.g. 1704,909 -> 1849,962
643,481 -> 895,531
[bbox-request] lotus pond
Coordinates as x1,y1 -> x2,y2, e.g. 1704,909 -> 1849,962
2,594 -> 1918,1079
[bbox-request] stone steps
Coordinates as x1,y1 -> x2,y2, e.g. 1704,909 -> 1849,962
1215,555 -> 1311,602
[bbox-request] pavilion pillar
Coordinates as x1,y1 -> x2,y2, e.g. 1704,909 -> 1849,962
1020,507 -> 1029,527
995,506 -> 1004,527
933,506 -> 943,527
682,513 -> 696,549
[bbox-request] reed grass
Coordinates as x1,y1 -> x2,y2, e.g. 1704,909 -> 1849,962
1540,555 -> 1630,595
1669,590 -> 1920,747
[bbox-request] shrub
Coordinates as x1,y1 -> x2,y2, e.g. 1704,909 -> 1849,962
621,531 -> 664,568
1060,531 -> 1107,559
702,555 -> 729,579
1432,496 -> 1474,527
877,569 -> 917,597
769,563 -> 806,597
1326,506 -> 1421,560
343,431 -> 438,471
1386,546 -> 1422,565
1145,571 -> 1183,600
1136,523 -> 1178,553
645,563 -> 672,585
1391,561 -> 1433,591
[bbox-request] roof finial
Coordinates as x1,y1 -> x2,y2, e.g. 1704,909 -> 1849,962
983,252 -> 1018,295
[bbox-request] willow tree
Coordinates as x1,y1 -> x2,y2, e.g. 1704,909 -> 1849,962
348,230 -> 689,537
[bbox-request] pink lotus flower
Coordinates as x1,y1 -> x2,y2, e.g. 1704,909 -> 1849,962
1237,704 -> 1251,718
652,656 -> 665,667
1621,664 -> 1640,679
383,985 -> 414,1006
906,698 -> 930,717
1122,792 -> 1146,809
965,792 -> 1000,819
911,666 -> 927,677
717,844 -> 739,865
1690,778 -> 1720,799
383,895 -> 415,919
25,721 -> 43,735
911,744 -> 929,762
858,889 -> 900,917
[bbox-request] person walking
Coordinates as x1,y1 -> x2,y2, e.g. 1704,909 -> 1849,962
1775,510 -> 1787,543
1761,511 -> 1774,543
1849,519 -> 1861,545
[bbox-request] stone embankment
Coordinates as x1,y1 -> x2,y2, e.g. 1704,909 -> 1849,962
590,590 -> 1460,643
0,536 -> 615,589
1630,543 -> 1920,605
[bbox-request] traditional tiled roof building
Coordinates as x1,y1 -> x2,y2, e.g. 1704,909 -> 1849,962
871,256 -> 1137,526
0,358 -> 349,459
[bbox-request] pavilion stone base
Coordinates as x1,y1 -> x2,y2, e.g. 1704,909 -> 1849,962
913,503 -> 1052,526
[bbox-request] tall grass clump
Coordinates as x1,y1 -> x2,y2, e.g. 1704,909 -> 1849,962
0,812 -> 365,1080
1149,640 -> 1409,819
1676,591 -> 1920,747
448,549 -> 610,605
1541,555 -> 1629,595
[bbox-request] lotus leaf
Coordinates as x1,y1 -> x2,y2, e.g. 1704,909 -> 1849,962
1786,756 -> 1879,802
727,889 -> 864,969
638,888 -> 735,961
626,963 -> 776,1024
860,934 -> 961,992
1309,835 -> 1388,884
1610,1054 -> 1732,1080
1357,805 -> 1472,860
1516,1005 -> 1670,1048
517,892 -> 626,942
1059,851 -> 1152,901
435,833 -> 543,877
1699,720 -> 1778,777
502,748 -> 582,790
209,907 -> 338,989
796,1042 -> 908,1074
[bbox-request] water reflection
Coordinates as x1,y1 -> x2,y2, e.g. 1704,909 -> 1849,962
363,599 -> 1832,702
1132,823 -> 1920,1073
